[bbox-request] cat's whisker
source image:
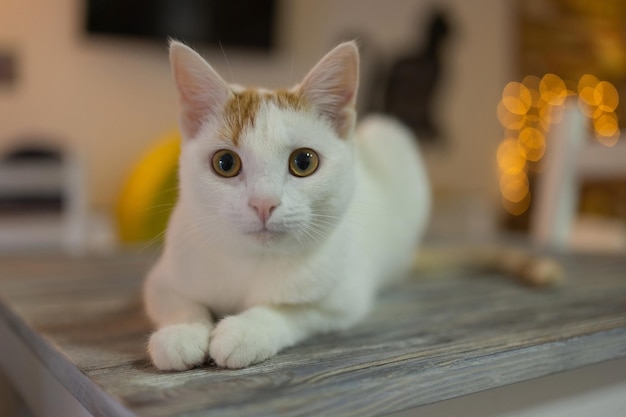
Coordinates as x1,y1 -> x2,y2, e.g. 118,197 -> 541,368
218,41 -> 236,84
309,216 -> 339,226
304,222 -> 325,240
145,203 -> 176,210
140,207 -> 178,219
126,203 -> 177,218
288,45 -> 295,86
305,221 -> 333,244
298,228 -> 321,246
151,185 -> 180,197
137,231 -> 167,254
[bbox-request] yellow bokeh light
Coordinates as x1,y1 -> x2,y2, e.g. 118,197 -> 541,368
524,114 -> 543,131
539,103 -> 563,126
594,81 -> 619,112
502,82 -> 532,115
501,192 -> 531,216
539,74 -> 567,106
578,74 -> 600,106
522,75 -> 541,90
517,127 -> 546,162
500,171 -> 529,203
497,73 -> 622,216
596,131 -> 620,147
525,114 -> 541,124
525,86 -> 544,109
578,74 -> 600,93
594,112 -> 619,137
578,98 -> 604,119
578,92 -> 597,110
497,100 -> 527,130
497,138 -> 527,175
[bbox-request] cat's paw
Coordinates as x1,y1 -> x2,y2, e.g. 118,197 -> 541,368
209,316 -> 278,369
148,322 -> 211,371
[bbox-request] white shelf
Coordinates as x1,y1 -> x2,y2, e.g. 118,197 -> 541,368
0,162 -> 64,196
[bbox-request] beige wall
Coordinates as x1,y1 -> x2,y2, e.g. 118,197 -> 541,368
0,0 -> 513,212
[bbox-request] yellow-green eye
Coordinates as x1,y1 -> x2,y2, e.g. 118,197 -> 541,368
211,150 -> 241,178
289,148 -> 319,177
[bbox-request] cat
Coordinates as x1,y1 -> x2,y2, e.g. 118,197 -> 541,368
144,40 -> 431,370
144,40 -> 562,371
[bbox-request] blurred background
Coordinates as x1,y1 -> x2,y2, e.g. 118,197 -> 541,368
0,0 -> 625,254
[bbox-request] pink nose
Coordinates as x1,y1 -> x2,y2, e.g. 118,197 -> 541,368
249,197 -> 280,224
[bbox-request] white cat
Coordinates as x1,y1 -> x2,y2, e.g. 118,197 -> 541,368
144,40 -> 431,370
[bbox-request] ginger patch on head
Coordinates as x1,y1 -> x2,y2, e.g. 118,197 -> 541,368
220,89 -> 308,146
220,90 -> 261,147
270,89 -> 308,112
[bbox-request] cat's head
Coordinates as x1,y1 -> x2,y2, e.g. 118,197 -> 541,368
170,41 -> 360,253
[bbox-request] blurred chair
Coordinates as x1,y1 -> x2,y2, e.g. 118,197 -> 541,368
532,99 -> 626,251
0,142 -> 114,254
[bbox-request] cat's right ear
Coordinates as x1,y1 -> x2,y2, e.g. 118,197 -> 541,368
169,40 -> 230,139
299,41 -> 359,139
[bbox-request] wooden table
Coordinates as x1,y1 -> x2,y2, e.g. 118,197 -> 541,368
0,251 -> 625,417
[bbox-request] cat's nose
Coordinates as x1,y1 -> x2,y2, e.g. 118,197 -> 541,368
249,197 -> 280,224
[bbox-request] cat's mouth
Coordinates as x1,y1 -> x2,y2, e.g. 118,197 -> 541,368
247,228 -> 286,244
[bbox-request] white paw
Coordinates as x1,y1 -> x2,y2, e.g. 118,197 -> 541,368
148,322 -> 211,371
209,316 -> 278,369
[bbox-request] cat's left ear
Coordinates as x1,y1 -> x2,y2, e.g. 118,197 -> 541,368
169,40 -> 231,140
299,41 -> 359,139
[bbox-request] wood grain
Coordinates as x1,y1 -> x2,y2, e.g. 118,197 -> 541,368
0,251 -> 625,417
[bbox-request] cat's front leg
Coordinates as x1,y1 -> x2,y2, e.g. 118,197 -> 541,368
144,265 -> 214,371
209,304 -> 361,369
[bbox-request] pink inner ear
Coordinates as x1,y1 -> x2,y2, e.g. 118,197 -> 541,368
179,101 -> 211,140
300,42 -> 360,138
170,42 -> 230,139
178,85 -> 227,139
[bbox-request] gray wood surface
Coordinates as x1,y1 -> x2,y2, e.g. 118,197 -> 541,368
0,251 -> 625,417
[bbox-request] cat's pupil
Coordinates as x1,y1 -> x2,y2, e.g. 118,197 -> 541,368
295,152 -> 311,171
220,154 -> 234,172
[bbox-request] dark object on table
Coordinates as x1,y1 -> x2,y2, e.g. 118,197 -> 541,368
384,10 -> 452,144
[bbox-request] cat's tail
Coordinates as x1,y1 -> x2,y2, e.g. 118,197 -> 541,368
413,245 -> 565,287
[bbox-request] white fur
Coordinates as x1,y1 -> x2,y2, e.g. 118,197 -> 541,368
144,42 -> 431,370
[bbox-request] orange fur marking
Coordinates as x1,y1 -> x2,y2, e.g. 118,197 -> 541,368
220,90 -> 260,147
220,89 -> 308,146
270,89 -> 307,112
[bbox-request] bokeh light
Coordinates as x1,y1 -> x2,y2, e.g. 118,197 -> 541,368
497,138 -> 526,175
496,73 -> 621,216
522,75 -> 541,90
539,74 -> 567,106
502,82 -> 532,115
539,103 -> 563,126
577,74 -> 601,118
501,192 -> 531,216
578,74 -> 600,104
594,81 -> 619,112
594,112 -> 619,137
497,100 -> 527,130
596,131 -> 620,147
500,171 -> 530,203
517,126 -> 546,162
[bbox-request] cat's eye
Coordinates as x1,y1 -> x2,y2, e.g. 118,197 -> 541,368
211,150 -> 242,178
289,148 -> 319,177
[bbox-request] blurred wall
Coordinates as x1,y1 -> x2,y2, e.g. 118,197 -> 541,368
0,0 -> 514,214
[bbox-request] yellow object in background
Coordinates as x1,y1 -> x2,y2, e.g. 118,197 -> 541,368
116,132 -> 181,243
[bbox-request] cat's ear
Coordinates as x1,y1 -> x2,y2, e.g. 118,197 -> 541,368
169,40 -> 230,139
299,41 -> 359,138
